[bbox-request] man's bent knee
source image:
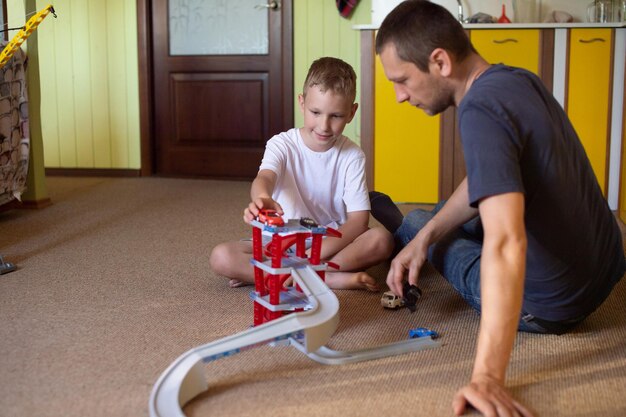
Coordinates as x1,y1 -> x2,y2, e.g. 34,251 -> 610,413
395,209 -> 433,246
372,227 -> 395,259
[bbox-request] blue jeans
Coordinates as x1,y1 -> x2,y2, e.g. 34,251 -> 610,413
395,202 -> 583,335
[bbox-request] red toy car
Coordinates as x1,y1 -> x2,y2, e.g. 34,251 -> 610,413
257,209 -> 285,227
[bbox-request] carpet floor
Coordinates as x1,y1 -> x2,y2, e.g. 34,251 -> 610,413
1,176 -> 625,417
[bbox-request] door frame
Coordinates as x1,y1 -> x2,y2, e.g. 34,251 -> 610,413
135,0 -> 294,177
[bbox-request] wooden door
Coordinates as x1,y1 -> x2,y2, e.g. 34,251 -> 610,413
151,0 -> 293,179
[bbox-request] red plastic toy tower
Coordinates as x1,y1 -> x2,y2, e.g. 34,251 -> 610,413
249,217 -> 341,326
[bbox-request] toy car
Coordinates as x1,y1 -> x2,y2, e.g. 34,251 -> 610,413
409,327 -> 439,339
402,282 -> 422,313
381,291 -> 405,309
299,217 -> 318,228
257,209 -> 285,227
381,283 -> 423,311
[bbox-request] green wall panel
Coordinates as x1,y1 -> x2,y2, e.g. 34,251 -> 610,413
12,0 -> 141,169
10,0 -> 368,170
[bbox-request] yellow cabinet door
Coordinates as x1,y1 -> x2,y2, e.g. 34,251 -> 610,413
471,29 -> 540,75
567,29 -> 613,195
374,56 -> 439,203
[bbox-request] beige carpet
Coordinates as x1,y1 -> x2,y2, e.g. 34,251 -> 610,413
1,176 -> 625,417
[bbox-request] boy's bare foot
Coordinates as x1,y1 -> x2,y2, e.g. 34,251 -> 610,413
229,279 -> 252,288
325,271 -> 379,292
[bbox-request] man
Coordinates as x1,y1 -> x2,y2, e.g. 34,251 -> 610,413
374,1 -> 625,416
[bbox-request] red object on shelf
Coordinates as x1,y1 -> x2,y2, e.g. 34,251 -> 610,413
498,4 -> 511,23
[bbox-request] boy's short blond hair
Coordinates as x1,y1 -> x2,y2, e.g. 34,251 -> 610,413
302,57 -> 357,103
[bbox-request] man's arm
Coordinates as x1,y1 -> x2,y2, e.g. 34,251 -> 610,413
386,177 -> 478,295
452,191 -> 533,417
318,210 -> 369,260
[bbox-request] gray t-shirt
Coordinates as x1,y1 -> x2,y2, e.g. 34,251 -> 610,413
458,64 -> 624,321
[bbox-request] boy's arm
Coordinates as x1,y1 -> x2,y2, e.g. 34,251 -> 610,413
244,169 -> 283,223
318,210 -> 370,260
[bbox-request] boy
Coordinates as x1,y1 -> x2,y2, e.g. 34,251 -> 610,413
209,57 -> 394,291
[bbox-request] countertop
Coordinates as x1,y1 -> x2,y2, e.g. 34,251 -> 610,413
353,22 -> 626,30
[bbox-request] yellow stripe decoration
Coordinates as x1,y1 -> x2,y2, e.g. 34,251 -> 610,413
0,4 -> 56,68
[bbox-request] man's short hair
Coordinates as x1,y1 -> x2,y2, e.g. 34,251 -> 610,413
375,0 -> 475,72
303,57 -> 357,102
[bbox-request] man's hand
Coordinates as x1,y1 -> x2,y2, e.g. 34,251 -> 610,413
243,198 -> 283,223
386,178 -> 478,296
452,375 -> 534,417
386,235 -> 429,296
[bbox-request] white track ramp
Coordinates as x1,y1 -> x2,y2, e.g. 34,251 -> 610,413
149,266 -> 339,417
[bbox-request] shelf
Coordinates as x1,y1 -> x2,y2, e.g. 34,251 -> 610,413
353,22 -> 626,30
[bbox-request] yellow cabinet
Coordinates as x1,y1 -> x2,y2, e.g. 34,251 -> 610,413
362,28 -> 621,205
372,29 -> 545,203
374,56 -> 439,203
567,29 -> 613,195
471,29 -> 541,75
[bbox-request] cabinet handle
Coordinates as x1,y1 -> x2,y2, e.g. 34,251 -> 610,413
579,38 -> 606,43
493,38 -> 518,44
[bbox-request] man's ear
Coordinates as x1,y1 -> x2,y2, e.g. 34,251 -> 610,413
429,48 -> 453,77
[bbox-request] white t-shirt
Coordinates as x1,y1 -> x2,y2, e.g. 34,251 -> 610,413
259,128 -> 370,228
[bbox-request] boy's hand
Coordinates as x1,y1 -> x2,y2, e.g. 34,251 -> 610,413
243,198 -> 284,223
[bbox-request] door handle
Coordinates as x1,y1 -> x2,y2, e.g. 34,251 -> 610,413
255,1 -> 280,10
579,38 -> 606,43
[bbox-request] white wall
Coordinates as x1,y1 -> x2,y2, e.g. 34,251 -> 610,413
372,0 -> 593,25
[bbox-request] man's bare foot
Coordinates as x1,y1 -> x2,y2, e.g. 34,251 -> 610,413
325,271 -> 379,291
229,279 -> 252,288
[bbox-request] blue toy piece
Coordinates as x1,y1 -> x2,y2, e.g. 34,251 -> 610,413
409,327 -> 439,339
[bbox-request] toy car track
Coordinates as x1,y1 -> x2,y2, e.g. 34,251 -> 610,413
149,265 -> 440,417
149,218 -> 441,417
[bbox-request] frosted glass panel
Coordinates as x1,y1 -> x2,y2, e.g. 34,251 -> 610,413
169,0 -> 269,56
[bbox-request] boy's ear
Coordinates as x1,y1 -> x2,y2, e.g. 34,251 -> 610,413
298,93 -> 305,111
347,102 -> 358,123
429,48 -> 452,77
